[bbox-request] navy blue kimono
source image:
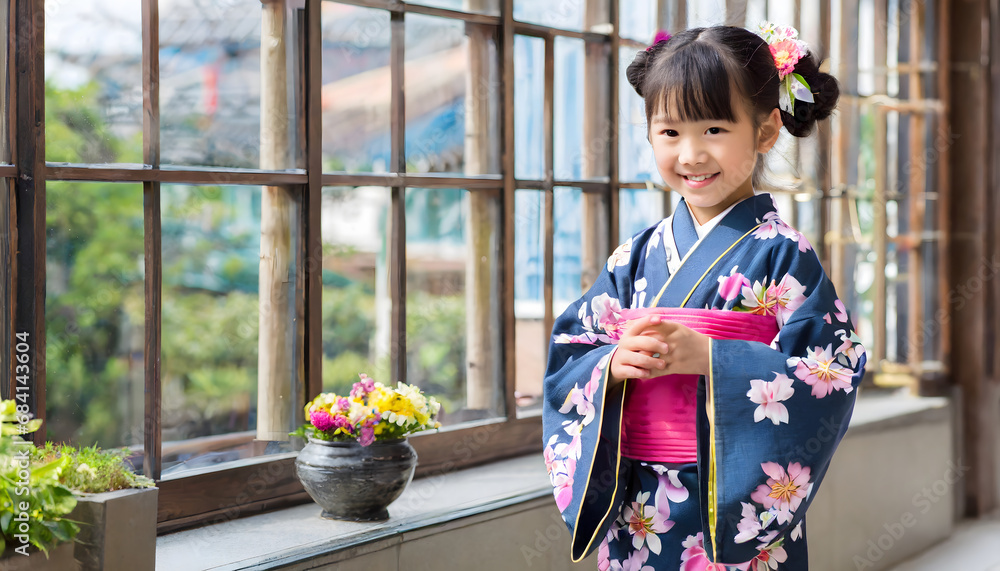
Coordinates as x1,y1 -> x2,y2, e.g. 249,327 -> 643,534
542,193 -> 867,570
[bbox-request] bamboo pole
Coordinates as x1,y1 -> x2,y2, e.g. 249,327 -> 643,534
872,0 -> 888,371
906,0 -> 926,379
464,0 -> 500,410
258,0 -> 295,441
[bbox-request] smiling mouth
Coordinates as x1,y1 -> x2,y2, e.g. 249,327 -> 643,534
681,173 -> 719,182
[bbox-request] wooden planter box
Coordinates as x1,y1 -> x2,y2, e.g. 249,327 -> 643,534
1,487 -> 158,571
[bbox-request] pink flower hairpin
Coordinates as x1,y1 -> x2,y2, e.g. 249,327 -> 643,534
757,21 -> 815,114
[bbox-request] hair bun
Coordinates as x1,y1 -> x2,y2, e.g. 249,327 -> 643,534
626,50 -> 651,98
779,51 -> 840,137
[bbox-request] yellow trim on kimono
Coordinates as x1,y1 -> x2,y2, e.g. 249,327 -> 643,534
649,223 -> 765,308
707,340 -> 719,562
680,223 -> 766,308
569,347 -> 627,563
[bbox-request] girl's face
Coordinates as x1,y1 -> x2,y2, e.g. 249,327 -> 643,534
649,100 -> 781,225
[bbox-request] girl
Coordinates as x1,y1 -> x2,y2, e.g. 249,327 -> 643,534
542,23 -> 866,570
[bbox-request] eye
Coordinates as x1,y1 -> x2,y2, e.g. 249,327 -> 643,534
660,129 -> 678,137
706,127 -> 725,135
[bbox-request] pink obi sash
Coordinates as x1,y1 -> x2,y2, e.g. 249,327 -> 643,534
617,308 -> 780,463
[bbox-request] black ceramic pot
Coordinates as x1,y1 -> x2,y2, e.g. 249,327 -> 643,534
295,437 -> 417,521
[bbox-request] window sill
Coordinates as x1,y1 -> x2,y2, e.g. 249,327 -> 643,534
155,391 -> 949,570
156,454 -> 554,570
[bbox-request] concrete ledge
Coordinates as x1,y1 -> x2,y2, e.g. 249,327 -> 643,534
808,392 -> 954,571
156,393 -> 953,571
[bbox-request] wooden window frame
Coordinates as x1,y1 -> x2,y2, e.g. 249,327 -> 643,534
5,0 -> 957,533
5,0 -> 634,532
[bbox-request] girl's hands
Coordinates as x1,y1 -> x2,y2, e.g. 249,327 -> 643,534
608,315 -> 711,385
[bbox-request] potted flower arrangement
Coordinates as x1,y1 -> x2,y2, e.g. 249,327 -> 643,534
0,399 -> 157,571
291,374 -> 441,521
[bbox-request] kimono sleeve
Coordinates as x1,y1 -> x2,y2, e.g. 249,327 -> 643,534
700,244 -> 869,564
541,237 -> 638,562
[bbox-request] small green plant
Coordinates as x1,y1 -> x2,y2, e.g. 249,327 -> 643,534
30,444 -> 154,494
0,400 -> 79,557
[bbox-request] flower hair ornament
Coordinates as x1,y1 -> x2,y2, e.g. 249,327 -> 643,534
756,21 -> 815,115
645,29 -> 671,52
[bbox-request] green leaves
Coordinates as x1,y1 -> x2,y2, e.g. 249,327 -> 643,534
0,401 -> 80,557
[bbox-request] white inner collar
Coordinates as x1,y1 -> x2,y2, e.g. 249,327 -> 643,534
691,202 -> 739,240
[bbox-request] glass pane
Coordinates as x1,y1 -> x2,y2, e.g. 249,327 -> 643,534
45,183 -> 145,459
619,46 -> 659,183
406,188 -> 502,424
554,187 -> 582,313
405,14 -> 500,175
160,185 -> 299,475
322,4 -> 392,173
620,0 -> 658,43
45,3 -> 143,165
514,0 -> 584,31
514,35 -> 545,180
554,38 -> 584,180
514,190 -> 544,412
620,186 -> 666,239
321,186 -> 393,393
410,0 -> 500,16
160,0 -> 300,170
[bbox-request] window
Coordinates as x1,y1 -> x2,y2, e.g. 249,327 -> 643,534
5,0 -> 950,533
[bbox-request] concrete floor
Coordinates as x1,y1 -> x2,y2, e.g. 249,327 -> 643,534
885,513 -> 1000,571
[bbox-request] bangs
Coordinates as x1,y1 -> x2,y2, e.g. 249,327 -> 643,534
645,40 -> 744,123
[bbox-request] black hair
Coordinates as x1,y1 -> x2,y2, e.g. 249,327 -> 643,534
626,26 -> 839,139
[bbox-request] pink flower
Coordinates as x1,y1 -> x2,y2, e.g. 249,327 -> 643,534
750,462 -> 812,524
619,548 -> 655,571
647,465 -> 689,504
680,533 -> 747,571
351,374 -> 376,399
559,382 -> 597,426
746,373 -> 795,425
740,274 -> 806,327
770,39 -> 803,79
331,415 -> 353,432
792,345 -> 854,398
832,299 -> 849,322
310,410 -> 336,432
597,536 -> 612,571
623,491 -> 673,555
358,425 -> 375,446
550,457 -> 576,512
329,397 -> 350,414
752,212 -> 811,252
752,542 -> 788,570
734,502 -> 762,544
833,329 -> 866,369
718,266 -> 750,301
593,294 -> 626,340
